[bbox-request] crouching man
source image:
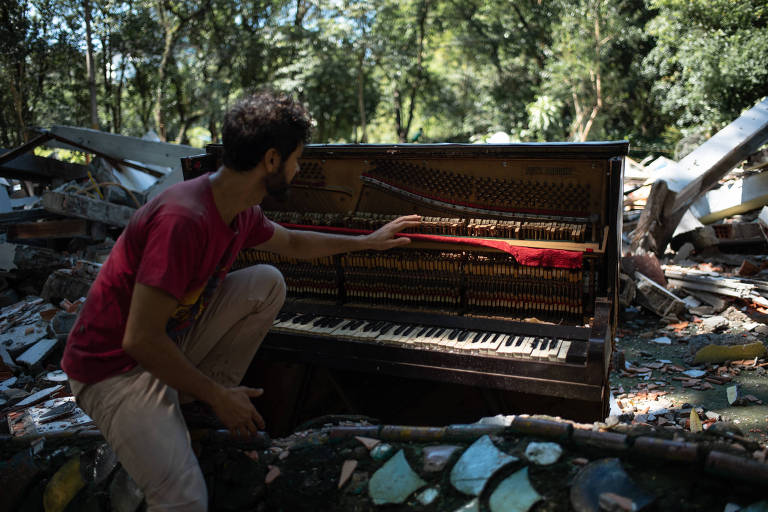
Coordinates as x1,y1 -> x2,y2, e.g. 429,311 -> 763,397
61,90 -> 420,511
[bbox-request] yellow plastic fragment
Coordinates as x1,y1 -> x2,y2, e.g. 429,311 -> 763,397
43,455 -> 85,512
693,342 -> 767,364
689,409 -> 703,433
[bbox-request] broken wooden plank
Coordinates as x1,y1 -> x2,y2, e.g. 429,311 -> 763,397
0,208 -> 54,226
634,271 -> 686,318
7,219 -> 88,240
16,338 -> 59,368
0,151 -> 89,182
41,190 -> 135,227
47,125 -> 199,175
0,133 -> 54,166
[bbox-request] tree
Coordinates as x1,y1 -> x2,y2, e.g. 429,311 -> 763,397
644,0 -> 768,134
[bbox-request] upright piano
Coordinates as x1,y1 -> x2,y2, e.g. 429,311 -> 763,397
182,142 -> 626,421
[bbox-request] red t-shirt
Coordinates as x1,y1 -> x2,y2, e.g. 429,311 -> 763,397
61,173 -> 274,384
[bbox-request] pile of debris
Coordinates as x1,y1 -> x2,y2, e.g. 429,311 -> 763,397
620,98 -> 768,324
0,126 -> 200,304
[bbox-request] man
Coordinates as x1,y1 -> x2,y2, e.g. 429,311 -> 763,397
61,91 -> 420,511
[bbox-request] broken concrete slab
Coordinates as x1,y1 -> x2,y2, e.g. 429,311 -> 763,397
16,337 -> 58,367
42,191 -> 135,227
13,385 -> 64,408
691,170 -> 768,225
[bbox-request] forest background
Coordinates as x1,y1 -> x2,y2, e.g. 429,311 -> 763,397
2,0 -> 767,161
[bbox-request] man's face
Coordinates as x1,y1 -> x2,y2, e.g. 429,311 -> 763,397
265,144 -> 303,201
265,159 -> 290,201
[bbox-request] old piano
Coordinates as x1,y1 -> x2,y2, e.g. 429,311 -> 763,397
182,142 -> 626,425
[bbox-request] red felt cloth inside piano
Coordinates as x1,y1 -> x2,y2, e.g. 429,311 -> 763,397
278,223 -> 582,269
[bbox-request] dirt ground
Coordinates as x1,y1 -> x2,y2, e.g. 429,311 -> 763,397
612,304 -> 768,445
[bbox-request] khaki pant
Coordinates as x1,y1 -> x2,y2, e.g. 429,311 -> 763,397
70,265 -> 286,512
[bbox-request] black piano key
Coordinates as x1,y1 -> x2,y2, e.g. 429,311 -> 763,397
448,329 -> 460,341
402,325 -> 416,336
425,327 -> 436,337
394,324 -> 407,335
326,318 -> 344,328
472,333 -> 483,343
433,328 -> 446,337
416,327 -> 429,337
379,323 -> 395,334
505,337 -> 515,347
565,340 -> 588,364
457,331 -> 469,342
514,337 -> 524,347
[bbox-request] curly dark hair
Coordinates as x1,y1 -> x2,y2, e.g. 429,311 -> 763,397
222,90 -> 312,172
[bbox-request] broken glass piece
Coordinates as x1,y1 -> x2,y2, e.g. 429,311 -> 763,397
423,445 -> 461,472
370,443 -> 395,461
489,467 -> 542,512
369,449 -> 426,505
450,435 -> 518,496
453,498 -> 480,512
570,458 -> 654,512
524,442 -> 562,466
416,486 -> 439,506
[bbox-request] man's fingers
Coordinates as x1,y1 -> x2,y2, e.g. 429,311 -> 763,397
253,410 -> 266,430
244,387 -> 264,398
389,237 -> 412,247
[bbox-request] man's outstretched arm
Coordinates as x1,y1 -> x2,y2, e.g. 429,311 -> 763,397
257,214 -> 421,259
122,282 -> 265,437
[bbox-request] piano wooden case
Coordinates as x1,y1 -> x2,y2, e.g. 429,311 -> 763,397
182,142 -> 627,420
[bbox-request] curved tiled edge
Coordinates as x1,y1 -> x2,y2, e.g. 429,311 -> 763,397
326,415 -> 768,485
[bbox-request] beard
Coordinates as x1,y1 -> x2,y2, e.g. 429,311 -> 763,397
265,161 -> 290,201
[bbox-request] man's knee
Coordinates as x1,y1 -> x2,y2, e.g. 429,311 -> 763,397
248,264 -> 286,306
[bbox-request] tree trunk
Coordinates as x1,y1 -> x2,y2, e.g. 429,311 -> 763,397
154,27 -> 176,141
84,0 -> 99,130
356,51 -> 367,143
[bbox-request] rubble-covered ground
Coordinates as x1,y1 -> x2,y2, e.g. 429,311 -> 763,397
2,285 -> 768,511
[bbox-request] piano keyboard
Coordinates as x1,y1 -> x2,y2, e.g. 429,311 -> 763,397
272,312 -> 587,364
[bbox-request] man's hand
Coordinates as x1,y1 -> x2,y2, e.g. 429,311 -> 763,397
208,385 -> 266,437
363,214 -> 422,250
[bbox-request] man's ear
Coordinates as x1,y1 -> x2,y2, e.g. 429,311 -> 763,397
263,148 -> 281,174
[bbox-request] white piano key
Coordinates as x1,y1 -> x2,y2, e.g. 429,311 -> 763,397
547,338 -> 562,361
556,340 -> 572,362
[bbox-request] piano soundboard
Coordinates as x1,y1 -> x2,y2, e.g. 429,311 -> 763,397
182,142 -> 626,419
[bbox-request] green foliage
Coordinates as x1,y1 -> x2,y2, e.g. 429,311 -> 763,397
644,0 -> 768,131
0,0 -> 765,159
